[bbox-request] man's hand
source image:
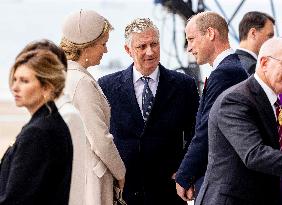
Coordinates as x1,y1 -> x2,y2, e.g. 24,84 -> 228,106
176,183 -> 194,201
186,186 -> 195,201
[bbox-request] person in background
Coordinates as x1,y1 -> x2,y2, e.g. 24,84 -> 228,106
197,37 -> 282,205
18,39 -> 87,205
0,48 -> 73,204
98,18 -> 199,205
175,11 -> 248,202
60,9 -> 126,205
236,11 -> 275,75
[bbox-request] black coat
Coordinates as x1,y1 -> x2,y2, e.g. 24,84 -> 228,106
98,64 -> 199,205
0,102 -> 73,205
235,49 -> 257,76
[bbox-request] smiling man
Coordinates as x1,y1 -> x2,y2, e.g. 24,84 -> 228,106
175,11 -> 248,202
98,18 -> 199,205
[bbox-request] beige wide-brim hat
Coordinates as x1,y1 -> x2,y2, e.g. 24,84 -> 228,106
62,9 -> 105,44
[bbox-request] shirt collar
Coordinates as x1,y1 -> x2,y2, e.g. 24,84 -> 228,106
212,48 -> 234,70
133,66 -> 159,84
254,73 -> 277,106
237,48 -> 258,60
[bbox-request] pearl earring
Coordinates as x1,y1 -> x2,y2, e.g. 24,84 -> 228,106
85,58 -> 88,62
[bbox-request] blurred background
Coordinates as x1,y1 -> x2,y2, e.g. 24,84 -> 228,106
0,0 -> 281,158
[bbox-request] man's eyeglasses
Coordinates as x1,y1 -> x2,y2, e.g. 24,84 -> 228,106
267,56 -> 282,63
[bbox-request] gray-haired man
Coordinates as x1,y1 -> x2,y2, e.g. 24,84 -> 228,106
98,18 -> 199,205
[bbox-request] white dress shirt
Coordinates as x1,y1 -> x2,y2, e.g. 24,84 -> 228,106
133,66 -> 160,116
254,73 -> 278,118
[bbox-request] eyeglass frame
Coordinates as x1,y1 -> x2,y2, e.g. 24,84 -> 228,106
267,56 -> 282,63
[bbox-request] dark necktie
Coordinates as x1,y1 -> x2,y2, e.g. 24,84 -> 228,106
141,76 -> 154,121
274,99 -> 282,150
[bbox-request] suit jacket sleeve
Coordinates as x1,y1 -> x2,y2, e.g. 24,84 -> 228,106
73,77 -> 126,180
175,68 -> 247,189
183,79 -> 200,149
218,92 -> 282,176
0,128 -> 52,203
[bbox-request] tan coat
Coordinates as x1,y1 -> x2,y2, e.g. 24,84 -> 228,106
64,60 -> 126,205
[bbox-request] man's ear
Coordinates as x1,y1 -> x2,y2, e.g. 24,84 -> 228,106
260,56 -> 269,72
124,44 -> 131,57
207,27 -> 215,41
248,27 -> 257,40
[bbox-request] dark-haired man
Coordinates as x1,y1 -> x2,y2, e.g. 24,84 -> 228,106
236,11 -> 275,75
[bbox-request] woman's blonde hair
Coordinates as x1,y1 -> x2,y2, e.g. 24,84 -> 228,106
9,49 -> 66,100
60,19 -> 113,61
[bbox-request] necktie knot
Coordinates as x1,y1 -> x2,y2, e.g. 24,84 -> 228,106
275,98 -> 281,108
141,76 -> 151,85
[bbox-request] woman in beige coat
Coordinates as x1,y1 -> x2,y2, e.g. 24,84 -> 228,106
60,10 -> 126,205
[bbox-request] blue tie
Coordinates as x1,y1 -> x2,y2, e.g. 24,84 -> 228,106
141,76 -> 154,121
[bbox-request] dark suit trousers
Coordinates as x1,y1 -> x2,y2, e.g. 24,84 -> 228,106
123,179 -> 186,205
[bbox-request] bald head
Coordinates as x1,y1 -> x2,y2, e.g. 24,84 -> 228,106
257,38 -> 282,62
256,37 -> 282,94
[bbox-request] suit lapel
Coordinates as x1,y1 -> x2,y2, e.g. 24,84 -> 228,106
117,64 -> 177,129
150,65 -> 176,119
120,65 -> 145,129
248,76 -> 279,146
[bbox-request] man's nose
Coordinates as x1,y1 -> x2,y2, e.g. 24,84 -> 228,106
146,46 -> 154,55
187,44 -> 192,53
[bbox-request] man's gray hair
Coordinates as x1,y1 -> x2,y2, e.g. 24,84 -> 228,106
124,18 -> 159,46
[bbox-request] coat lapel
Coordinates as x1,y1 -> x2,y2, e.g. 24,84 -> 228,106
120,65 -> 145,129
150,64 -> 177,119
248,76 -> 279,147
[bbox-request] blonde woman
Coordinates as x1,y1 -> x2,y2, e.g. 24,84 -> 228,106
17,39 -> 87,205
60,10 -> 125,205
0,49 -> 73,204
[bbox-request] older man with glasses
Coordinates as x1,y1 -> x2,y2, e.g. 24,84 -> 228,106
196,37 -> 282,205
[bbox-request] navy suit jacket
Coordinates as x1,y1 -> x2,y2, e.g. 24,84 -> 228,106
197,76 -> 282,205
175,54 -> 248,194
235,49 -> 257,76
98,64 -> 199,205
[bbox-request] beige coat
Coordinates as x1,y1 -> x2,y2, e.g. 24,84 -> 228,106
64,60 -> 126,205
55,95 -> 86,205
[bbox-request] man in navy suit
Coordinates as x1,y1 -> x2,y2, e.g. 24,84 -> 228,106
175,11 -> 248,202
236,11 -> 275,75
197,37 -> 282,205
98,18 -> 199,205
